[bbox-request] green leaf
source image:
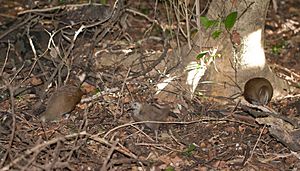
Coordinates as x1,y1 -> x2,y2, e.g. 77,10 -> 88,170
95,88 -> 102,93
165,166 -> 175,171
100,0 -> 107,4
200,16 -> 218,29
212,30 -> 222,39
224,11 -> 238,30
182,144 -> 196,156
196,51 -> 209,59
200,16 -> 210,29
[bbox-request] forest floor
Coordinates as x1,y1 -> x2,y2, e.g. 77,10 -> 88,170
0,0 -> 299,170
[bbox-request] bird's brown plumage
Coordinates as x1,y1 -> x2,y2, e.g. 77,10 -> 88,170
243,77 -> 273,105
40,85 -> 84,122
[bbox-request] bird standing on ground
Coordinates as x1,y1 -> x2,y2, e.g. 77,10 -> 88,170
40,85 -> 84,122
40,73 -> 86,122
130,102 -> 170,131
243,77 -> 273,105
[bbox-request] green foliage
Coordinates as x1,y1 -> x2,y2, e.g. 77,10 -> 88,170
200,11 -> 238,39
271,41 -> 286,55
272,46 -> 281,55
100,0 -> 107,4
200,16 -> 218,29
196,48 -> 221,63
196,50 -> 209,59
95,88 -> 101,94
182,144 -> 196,156
165,166 -> 175,171
16,96 -> 22,100
212,30 -> 222,39
224,11 -> 238,30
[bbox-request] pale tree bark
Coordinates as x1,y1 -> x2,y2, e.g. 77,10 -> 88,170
155,0 -> 288,103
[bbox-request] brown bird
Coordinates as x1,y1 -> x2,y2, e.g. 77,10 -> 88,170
243,77 -> 273,105
40,73 -> 86,122
40,85 -> 84,122
130,102 -> 170,131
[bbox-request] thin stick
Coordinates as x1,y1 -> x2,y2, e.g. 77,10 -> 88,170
0,41 -> 11,75
116,67 -> 131,119
17,3 -> 104,15
0,81 -> 16,168
100,139 -> 119,171
104,117 -> 257,138
244,124 -> 266,165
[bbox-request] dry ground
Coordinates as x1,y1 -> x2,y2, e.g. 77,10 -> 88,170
0,0 -> 299,170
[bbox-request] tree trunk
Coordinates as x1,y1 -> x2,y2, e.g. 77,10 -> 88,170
158,0 -> 288,104
156,0 -> 288,103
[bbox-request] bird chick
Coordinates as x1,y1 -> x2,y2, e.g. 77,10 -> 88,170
243,77 -> 273,105
40,85 -> 84,122
130,102 -> 170,131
